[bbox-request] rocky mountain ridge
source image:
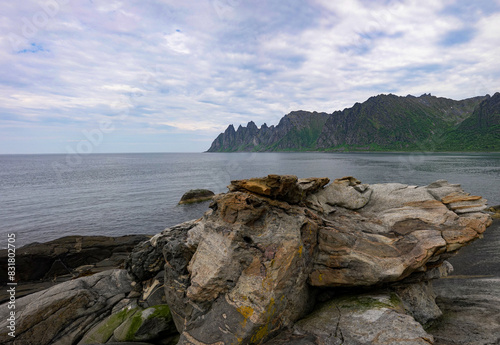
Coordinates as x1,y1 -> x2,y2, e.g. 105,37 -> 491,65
207,93 -> 499,152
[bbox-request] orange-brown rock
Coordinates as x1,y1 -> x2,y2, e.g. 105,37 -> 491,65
442,194 -> 482,204
228,174 -> 329,204
440,191 -> 488,214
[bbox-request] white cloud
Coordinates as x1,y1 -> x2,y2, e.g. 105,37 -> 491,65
101,84 -> 144,93
163,31 -> 191,54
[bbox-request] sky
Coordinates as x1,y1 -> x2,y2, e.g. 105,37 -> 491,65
1,0 -> 499,154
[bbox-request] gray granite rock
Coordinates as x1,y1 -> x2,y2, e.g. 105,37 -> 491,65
0,270 -> 133,345
266,292 -> 434,345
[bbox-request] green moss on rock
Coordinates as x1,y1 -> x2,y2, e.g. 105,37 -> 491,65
78,306 -> 139,344
113,304 -> 176,342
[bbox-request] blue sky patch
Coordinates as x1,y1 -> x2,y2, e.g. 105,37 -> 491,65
18,43 -> 47,54
440,0 -> 500,21
440,28 -> 476,46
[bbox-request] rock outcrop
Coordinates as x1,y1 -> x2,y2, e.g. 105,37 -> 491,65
266,291 -> 434,345
0,270 -> 134,345
1,175 -> 492,345
128,175 -> 491,345
0,269 -> 179,345
0,235 -> 148,303
428,218 -> 500,345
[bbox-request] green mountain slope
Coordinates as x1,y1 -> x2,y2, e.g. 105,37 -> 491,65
207,93 -> 496,152
315,94 -> 485,151
437,93 -> 500,151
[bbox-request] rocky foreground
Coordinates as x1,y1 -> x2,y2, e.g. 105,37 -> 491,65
0,175 -> 496,345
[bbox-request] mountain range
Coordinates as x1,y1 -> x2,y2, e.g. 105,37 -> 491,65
207,92 -> 500,152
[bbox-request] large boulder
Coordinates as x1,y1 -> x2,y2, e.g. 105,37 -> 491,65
166,191 -> 318,344
309,181 -> 491,287
130,175 -> 492,344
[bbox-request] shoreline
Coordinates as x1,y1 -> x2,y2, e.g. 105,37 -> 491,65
204,150 -> 500,154
2,150 -> 499,156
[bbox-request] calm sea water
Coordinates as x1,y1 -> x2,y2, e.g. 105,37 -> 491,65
1,152 -> 499,248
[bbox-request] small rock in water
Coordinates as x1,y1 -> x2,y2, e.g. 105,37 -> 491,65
487,205 -> 500,219
178,189 -> 215,204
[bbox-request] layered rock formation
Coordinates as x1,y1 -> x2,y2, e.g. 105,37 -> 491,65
0,235 -> 148,303
0,175 -> 493,345
0,270 -> 134,345
127,175 -> 491,345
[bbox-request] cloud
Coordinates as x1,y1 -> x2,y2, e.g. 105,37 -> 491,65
0,0 -> 499,153
163,31 -> 191,54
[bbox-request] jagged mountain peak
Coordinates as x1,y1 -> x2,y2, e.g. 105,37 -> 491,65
247,121 -> 258,130
224,124 -> 235,133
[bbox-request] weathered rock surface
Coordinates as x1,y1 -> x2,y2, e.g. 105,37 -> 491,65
487,205 -> 500,219
178,189 -> 215,204
126,219 -> 200,310
79,303 -> 178,344
265,292 -> 433,345
428,218 -> 500,345
228,174 -> 329,204
126,175 -> 491,345
307,176 -> 372,211
167,193 -> 316,344
431,277 -> 500,345
0,234 -> 148,303
0,270 -> 133,345
5,175 -> 492,345
393,281 -> 442,326
308,180 -> 490,287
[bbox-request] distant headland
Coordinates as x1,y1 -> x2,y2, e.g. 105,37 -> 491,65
208,92 -> 500,153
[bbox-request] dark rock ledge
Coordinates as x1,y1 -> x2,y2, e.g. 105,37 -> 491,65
0,175 -> 496,345
0,235 -> 148,303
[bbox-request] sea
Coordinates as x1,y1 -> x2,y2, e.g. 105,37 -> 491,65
1,152 -> 499,248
